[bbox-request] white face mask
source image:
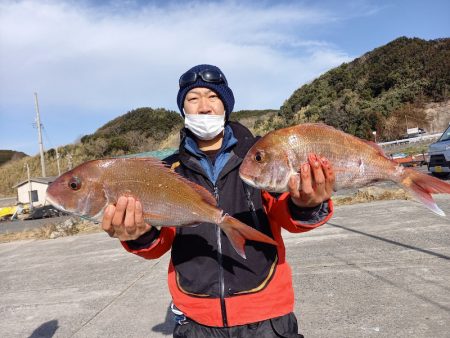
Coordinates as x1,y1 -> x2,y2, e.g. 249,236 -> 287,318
184,114 -> 226,140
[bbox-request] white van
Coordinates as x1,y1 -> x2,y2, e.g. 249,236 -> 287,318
428,123 -> 450,178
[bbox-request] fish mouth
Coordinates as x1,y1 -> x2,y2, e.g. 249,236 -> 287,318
240,173 -> 278,192
45,193 -> 102,222
239,173 -> 259,189
45,194 -> 66,213
46,192 -> 75,215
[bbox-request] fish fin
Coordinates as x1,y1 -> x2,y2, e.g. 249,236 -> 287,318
118,156 -> 171,168
362,140 -> 390,159
400,168 -> 450,217
97,156 -> 169,167
188,184 -> 217,205
219,215 -> 278,259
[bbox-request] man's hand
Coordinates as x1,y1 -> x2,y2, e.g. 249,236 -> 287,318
101,196 -> 152,241
288,153 -> 335,208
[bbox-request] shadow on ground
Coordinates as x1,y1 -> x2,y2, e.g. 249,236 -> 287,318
28,319 -> 59,338
152,304 -> 175,336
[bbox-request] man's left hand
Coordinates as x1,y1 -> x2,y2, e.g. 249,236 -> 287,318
288,153 -> 335,208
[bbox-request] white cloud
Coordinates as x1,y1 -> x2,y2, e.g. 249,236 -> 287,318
0,0 -> 352,118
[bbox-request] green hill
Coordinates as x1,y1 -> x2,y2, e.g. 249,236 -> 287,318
278,37 -> 450,140
0,150 -> 28,166
78,107 -> 184,157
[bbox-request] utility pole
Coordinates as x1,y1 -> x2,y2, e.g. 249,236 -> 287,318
25,163 -> 34,211
56,147 -> 61,176
34,92 -> 46,177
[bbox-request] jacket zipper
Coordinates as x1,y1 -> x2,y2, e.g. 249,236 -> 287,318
244,184 -> 260,227
182,153 -> 238,327
213,184 -> 228,327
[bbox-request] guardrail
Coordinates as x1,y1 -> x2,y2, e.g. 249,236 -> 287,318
378,133 -> 441,149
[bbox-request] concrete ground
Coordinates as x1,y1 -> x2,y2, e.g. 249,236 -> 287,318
0,196 -> 449,338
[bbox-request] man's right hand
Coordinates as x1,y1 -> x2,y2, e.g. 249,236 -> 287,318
101,196 -> 152,241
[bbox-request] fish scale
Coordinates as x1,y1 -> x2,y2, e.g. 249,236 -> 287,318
100,160 -> 218,226
239,123 -> 450,217
272,124 -> 396,189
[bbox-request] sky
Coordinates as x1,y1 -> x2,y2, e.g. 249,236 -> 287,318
1,0 -> 449,156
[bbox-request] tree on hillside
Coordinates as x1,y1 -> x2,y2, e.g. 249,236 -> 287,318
279,37 -> 450,140
80,107 -> 183,157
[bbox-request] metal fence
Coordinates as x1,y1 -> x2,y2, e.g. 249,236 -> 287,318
378,133 -> 441,150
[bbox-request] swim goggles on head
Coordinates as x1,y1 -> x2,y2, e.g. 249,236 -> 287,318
179,69 -> 228,89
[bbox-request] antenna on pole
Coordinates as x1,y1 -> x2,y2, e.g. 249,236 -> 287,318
34,92 -> 46,177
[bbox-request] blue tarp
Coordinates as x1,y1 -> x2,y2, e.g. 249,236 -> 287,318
120,148 -> 177,160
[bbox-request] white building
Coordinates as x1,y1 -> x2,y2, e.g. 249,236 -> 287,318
13,177 -> 58,207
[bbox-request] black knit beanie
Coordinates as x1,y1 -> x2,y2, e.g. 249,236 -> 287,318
177,64 -> 235,119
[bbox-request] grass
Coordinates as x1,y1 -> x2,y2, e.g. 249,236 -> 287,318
385,144 -> 430,157
333,187 -> 411,206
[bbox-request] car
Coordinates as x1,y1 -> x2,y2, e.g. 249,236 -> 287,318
405,127 -> 427,139
428,124 -> 450,179
25,205 -> 67,220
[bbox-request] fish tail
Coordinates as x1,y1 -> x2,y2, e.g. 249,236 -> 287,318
219,214 -> 278,259
399,168 -> 450,216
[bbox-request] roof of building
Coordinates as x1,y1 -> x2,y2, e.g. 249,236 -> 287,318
13,176 -> 59,189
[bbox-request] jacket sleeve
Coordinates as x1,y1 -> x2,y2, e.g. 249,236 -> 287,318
120,227 -> 176,259
262,191 -> 333,233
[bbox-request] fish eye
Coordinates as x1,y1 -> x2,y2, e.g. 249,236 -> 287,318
255,151 -> 263,162
68,177 -> 81,191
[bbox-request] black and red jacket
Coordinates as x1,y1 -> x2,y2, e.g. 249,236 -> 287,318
121,122 -> 333,327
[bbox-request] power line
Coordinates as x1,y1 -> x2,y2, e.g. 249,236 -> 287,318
42,125 -> 54,149
42,125 -> 62,176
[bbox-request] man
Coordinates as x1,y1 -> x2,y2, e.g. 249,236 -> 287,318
102,64 -> 335,337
